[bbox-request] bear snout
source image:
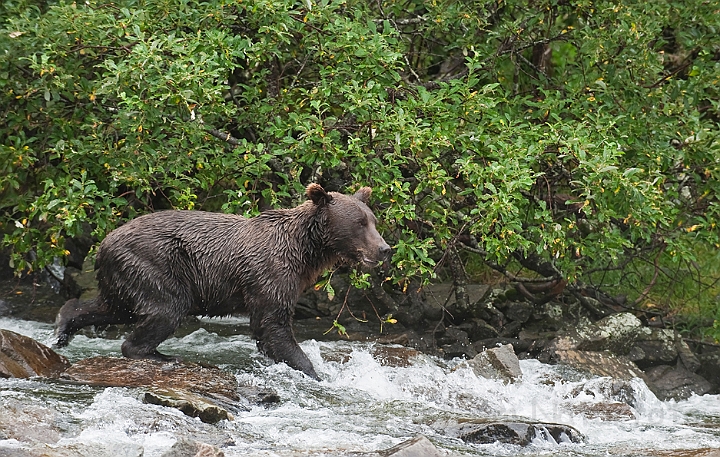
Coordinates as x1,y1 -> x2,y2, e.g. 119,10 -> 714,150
360,241 -> 392,266
379,243 -> 392,259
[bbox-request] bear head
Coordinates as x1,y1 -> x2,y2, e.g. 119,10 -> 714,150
306,183 -> 391,266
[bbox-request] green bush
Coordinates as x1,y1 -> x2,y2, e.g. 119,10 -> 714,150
2,0 -> 719,332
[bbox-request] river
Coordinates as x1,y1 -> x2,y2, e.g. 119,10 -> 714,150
1,315 -> 719,456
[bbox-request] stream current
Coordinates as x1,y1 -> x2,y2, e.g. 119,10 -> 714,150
1,316 -> 719,456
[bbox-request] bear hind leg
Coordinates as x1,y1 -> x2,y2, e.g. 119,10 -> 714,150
121,314 -> 182,362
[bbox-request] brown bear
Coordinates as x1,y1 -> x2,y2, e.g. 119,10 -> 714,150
55,184 -> 390,380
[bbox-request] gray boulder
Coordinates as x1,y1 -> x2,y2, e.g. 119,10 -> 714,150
465,344 -> 522,383
627,327 -> 678,368
549,311 -> 706,371
644,365 -> 713,401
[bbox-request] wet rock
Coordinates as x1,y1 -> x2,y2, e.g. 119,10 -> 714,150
236,385 -> 281,404
644,365 -> 713,401
697,351 -> 720,390
159,437 -> 225,457
465,344 -> 522,383
455,318 -> 498,342
450,420 -> 583,445
573,312 -> 643,352
0,398 -> 63,445
60,357 -> 240,401
144,389 -> 232,424
676,338 -> 701,373
372,345 -> 422,367
552,349 -> 646,381
440,342 -> 477,359
564,377 -> 644,419
568,377 -> 643,407
377,435 -> 442,457
629,327 -> 678,368
55,439 -> 145,457
0,329 -> 70,378
565,401 -> 636,420
504,302 -> 533,323
473,337 -> 532,354
438,327 -> 477,359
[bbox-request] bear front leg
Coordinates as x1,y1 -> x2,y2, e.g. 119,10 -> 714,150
264,326 -> 320,380
55,297 -> 133,347
251,311 -> 319,380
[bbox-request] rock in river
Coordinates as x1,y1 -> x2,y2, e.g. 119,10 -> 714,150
447,419 -> 583,446
377,435 -> 443,457
60,356 -> 279,423
464,344 -> 522,383
144,388 -> 234,424
61,357 -> 240,400
0,329 -> 70,378
644,365 -> 713,401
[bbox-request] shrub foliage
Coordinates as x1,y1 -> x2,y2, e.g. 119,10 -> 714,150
2,0 -> 719,328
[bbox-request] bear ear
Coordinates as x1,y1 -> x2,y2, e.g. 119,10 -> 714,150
354,187 -> 372,204
306,183 -> 333,206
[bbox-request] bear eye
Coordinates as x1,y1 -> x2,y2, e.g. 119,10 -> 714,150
357,216 -> 368,227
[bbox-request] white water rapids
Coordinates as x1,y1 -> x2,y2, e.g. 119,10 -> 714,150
1,316 -> 719,456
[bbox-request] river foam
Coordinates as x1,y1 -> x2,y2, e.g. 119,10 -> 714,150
2,316 -> 719,456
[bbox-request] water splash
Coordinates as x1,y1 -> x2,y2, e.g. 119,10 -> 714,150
2,317 -> 720,456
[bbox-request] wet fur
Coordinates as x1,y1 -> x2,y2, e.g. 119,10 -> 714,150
55,185 -> 390,379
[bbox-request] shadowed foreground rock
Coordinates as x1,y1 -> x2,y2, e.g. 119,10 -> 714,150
0,329 -> 70,378
448,420 -> 583,446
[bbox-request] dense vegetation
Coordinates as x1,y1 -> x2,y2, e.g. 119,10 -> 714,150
2,0 -> 719,336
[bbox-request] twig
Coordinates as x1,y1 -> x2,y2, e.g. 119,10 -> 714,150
206,128 -> 241,146
633,246 -> 665,306
459,242 -> 558,283
645,49 -> 698,89
684,338 -> 720,348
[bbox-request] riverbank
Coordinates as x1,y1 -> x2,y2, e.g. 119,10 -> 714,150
2,258 -> 719,401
